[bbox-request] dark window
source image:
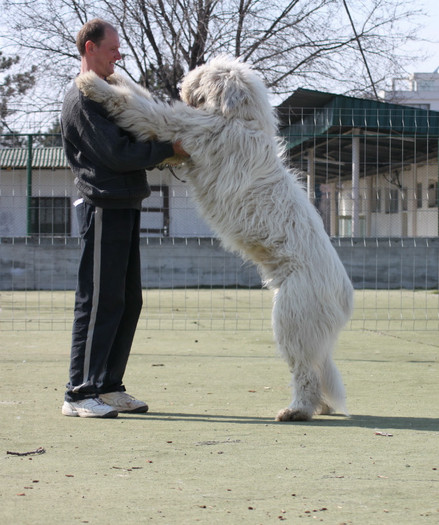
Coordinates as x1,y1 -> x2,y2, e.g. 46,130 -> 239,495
371,188 -> 381,213
385,189 -> 399,214
30,197 -> 71,236
141,185 -> 170,236
428,182 -> 437,208
416,183 -> 423,209
401,188 -> 408,212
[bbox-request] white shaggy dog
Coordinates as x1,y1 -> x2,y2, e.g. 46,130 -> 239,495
76,56 -> 354,421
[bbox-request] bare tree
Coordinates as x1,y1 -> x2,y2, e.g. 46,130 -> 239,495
0,50 -> 37,137
1,0 -> 425,131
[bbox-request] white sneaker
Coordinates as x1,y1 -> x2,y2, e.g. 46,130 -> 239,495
62,398 -> 118,418
99,391 -> 149,413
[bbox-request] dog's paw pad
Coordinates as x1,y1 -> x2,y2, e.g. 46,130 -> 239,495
275,408 -> 312,422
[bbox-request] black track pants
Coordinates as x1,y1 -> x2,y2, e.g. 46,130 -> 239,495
65,201 -> 143,402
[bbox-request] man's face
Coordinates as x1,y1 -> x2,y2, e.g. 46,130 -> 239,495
89,28 -> 121,78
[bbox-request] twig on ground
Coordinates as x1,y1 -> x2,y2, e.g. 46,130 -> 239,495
6,447 -> 46,456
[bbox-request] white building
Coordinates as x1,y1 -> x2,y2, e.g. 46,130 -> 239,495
0,146 -> 213,238
2,86 -> 439,242
278,88 -> 439,238
379,70 -> 439,111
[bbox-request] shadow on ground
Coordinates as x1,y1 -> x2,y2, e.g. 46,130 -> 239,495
121,412 -> 439,431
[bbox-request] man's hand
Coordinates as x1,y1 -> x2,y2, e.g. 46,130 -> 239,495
172,140 -> 189,157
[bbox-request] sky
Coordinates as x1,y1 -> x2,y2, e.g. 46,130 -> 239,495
1,1 -> 439,72
2,1 -> 439,132
404,0 -> 439,73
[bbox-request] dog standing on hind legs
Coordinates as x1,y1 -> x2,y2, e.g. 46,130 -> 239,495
75,56 -> 354,421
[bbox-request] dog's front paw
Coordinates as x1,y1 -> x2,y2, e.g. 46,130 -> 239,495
275,407 -> 312,422
106,73 -> 125,86
75,72 -> 105,102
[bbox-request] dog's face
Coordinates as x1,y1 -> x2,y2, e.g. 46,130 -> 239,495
180,57 -> 275,131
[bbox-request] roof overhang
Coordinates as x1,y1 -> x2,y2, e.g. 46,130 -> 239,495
277,88 -> 439,183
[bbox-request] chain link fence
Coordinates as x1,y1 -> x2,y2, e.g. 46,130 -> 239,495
0,121 -> 438,331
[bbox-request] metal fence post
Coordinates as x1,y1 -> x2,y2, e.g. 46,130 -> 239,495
351,129 -> 360,237
26,134 -> 33,235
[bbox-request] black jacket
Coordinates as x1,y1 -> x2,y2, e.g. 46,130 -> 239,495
61,82 -> 174,209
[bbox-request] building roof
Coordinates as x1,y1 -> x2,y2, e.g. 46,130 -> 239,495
278,87 -> 439,135
0,147 -> 68,169
277,88 -> 439,182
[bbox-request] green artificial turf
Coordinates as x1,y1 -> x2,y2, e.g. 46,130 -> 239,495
1,320 -> 438,524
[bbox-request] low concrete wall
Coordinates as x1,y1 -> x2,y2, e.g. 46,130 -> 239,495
337,237 -> 439,289
1,237 -> 438,290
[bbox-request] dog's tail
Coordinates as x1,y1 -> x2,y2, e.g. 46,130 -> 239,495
320,357 -> 349,416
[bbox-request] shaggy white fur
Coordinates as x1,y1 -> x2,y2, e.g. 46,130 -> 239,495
76,56 -> 354,421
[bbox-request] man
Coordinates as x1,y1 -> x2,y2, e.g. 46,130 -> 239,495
60,18 -> 188,417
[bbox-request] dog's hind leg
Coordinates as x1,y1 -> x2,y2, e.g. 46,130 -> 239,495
271,273 -> 347,422
276,363 -> 322,422
317,354 -> 348,416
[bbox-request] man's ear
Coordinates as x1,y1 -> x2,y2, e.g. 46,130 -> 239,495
84,40 -> 96,55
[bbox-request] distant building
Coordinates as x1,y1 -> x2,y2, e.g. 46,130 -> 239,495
379,70 -> 439,110
278,88 -> 439,238
0,146 -> 213,238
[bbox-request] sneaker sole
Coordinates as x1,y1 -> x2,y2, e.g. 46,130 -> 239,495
62,407 -> 119,418
118,405 -> 149,414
